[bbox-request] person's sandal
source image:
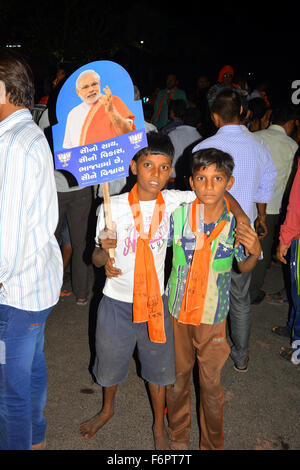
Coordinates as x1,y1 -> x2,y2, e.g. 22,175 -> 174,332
76,298 -> 88,306
279,346 -> 300,365
60,289 -> 72,297
234,356 -> 249,373
271,326 -> 290,338
266,290 -> 288,305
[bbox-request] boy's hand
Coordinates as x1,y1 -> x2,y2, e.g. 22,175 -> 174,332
276,243 -> 289,264
105,257 -> 122,278
98,222 -> 117,253
235,223 -> 261,258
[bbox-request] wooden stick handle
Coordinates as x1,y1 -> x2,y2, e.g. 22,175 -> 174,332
102,182 -> 115,258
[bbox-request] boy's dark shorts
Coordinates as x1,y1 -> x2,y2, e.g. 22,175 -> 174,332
93,294 -> 175,387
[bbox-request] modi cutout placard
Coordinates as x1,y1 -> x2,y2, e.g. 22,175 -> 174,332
52,60 -> 147,187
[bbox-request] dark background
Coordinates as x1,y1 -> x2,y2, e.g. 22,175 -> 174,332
0,1 -> 298,105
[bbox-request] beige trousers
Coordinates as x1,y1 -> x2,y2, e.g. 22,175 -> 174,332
166,317 -> 230,450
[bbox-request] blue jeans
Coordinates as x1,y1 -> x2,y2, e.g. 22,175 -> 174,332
0,304 -> 53,450
286,240 -> 300,346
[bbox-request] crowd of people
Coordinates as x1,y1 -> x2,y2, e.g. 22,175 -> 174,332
0,49 -> 299,451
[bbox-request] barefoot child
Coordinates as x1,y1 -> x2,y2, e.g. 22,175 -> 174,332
166,148 -> 261,450
80,133 -> 249,449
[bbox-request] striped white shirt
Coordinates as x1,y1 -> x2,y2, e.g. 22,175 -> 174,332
0,109 -> 63,311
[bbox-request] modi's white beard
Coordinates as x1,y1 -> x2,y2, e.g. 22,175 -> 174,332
80,91 -> 101,105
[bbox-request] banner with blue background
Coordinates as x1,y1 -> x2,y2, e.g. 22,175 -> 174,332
52,60 -> 147,187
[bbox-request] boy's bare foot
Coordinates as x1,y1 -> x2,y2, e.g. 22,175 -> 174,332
153,425 -> 170,450
80,410 -> 114,439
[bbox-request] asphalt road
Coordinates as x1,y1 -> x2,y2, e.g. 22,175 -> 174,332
42,261 -> 299,452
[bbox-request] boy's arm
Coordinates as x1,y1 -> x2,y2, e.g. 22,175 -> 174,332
235,223 -> 261,273
225,191 -> 250,226
92,224 -> 121,277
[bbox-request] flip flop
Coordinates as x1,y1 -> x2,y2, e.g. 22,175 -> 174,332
234,356 -> 249,373
76,298 -> 88,306
265,290 -> 288,305
271,326 -> 290,338
60,289 -> 72,297
279,346 -> 300,365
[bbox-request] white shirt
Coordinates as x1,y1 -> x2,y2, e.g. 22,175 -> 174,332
168,125 -> 201,177
145,121 -> 158,133
0,109 -> 63,311
96,190 -> 195,303
63,101 -> 92,148
254,125 -> 298,214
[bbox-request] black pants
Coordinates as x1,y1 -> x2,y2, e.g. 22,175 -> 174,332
55,187 -> 93,299
249,214 -> 279,302
229,268 -> 252,367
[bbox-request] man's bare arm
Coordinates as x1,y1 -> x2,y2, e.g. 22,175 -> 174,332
255,203 -> 268,240
225,191 -> 250,225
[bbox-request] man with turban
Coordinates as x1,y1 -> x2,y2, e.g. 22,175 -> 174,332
207,65 -> 237,108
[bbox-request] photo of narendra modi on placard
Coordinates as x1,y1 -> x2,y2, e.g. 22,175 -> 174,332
52,60 -> 145,153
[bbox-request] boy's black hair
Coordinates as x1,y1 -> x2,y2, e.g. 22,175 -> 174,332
133,131 -> 174,162
248,97 -> 267,120
271,104 -> 298,125
183,107 -> 202,127
191,147 -> 235,180
169,99 -> 187,119
210,88 -> 242,123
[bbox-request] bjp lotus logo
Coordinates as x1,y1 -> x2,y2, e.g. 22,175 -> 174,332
129,132 -> 143,149
57,151 -> 71,167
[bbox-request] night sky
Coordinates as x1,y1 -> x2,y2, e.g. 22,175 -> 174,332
1,1 -> 298,104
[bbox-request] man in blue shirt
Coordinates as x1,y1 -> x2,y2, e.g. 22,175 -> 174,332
193,88 -> 277,371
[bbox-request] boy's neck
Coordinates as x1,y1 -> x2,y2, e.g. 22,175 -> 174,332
136,185 -> 160,202
198,198 -> 225,225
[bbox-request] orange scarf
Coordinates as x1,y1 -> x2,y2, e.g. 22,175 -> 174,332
178,198 -> 229,325
154,87 -> 178,119
128,184 -> 166,343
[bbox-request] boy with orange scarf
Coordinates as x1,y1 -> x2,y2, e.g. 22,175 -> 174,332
79,133 -> 249,450
166,148 -> 261,450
